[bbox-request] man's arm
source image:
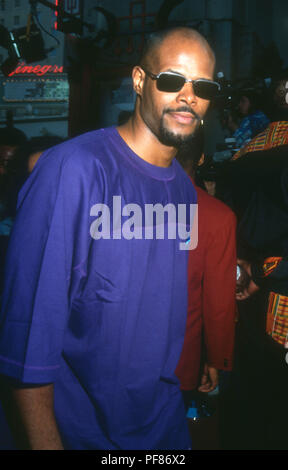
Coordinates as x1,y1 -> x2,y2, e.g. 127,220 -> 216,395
236,257 -> 288,300
4,383 -> 64,450
236,258 -> 259,300
201,207 -> 237,376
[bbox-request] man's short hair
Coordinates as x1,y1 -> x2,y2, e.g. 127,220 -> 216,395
138,26 -> 214,70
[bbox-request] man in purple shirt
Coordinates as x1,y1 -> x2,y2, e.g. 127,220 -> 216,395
0,27 -> 217,449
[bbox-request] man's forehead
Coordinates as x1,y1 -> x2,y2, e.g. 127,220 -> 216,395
149,33 -> 214,69
148,44 -> 214,80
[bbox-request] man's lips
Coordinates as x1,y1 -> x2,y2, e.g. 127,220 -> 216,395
164,108 -> 200,125
168,112 -> 196,124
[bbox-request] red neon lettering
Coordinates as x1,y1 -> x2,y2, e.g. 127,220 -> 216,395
21,66 -> 34,73
32,65 -> 41,74
38,65 -> 53,76
8,63 -> 24,76
53,65 -> 63,73
9,63 -> 63,76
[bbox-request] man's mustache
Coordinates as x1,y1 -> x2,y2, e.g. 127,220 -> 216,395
163,107 -> 201,121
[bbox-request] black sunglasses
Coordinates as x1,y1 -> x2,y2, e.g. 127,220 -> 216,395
143,69 -> 220,100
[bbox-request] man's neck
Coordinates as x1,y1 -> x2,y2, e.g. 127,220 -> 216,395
117,117 -> 177,168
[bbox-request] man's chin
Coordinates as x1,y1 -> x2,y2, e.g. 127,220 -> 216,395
158,126 -> 198,148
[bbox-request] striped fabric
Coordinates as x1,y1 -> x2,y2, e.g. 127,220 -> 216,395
232,121 -> 288,160
266,291 -> 288,347
263,257 -> 283,277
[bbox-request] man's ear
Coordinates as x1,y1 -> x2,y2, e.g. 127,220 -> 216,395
132,66 -> 145,96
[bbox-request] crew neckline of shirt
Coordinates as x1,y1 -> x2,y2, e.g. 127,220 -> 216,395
108,126 -> 176,181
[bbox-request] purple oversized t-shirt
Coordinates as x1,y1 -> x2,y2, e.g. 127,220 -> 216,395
0,127 -> 196,450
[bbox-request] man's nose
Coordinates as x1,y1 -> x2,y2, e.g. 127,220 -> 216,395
176,82 -> 197,105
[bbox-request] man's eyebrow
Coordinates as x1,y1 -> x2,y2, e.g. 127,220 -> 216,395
165,68 -> 183,74
164,69 -> 213,80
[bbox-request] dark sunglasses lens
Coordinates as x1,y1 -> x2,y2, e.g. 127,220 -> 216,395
157,73 -> 185,92
193,81 -> 219,100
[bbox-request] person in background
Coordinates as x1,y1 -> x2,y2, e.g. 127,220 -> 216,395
0,126 -> 27,295
0,124 -> 27,450
6,135 -> 65,189
218,73 -> 288,450
1,135 -> 63,291
0,124 -> 27,202
0,134 -> 64,450
213,90 -> 270,165
175,126 -> 236,408
226,90 -> 270,150
0,110 -> 27,153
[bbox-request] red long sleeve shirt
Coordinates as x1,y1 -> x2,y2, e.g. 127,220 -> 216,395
176,186 -> 237,390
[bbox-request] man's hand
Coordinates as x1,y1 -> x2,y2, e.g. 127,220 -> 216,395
236,279 -> 260,300
236,259 -> 260,301
198,364 -> 218,393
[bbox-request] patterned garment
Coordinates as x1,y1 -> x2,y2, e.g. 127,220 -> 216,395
263,257 -> 283,277
232,121 -> 288,160
266,291 -> 288,348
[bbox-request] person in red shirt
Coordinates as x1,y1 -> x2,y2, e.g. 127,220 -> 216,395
175,128 -> 236,400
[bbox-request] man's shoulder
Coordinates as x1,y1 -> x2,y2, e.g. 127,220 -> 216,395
18,128 -> 116,203
54,127 -> 114,159
197,186 -> 236,224
66,127 -> 114,148
37,127 -> 116,173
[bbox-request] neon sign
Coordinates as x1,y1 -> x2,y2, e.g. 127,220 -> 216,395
54,0 -> 59,30
54,0 -> 82,31
8,63 -> 64,77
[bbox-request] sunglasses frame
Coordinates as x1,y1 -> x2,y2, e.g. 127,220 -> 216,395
142,68 -> 220,99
